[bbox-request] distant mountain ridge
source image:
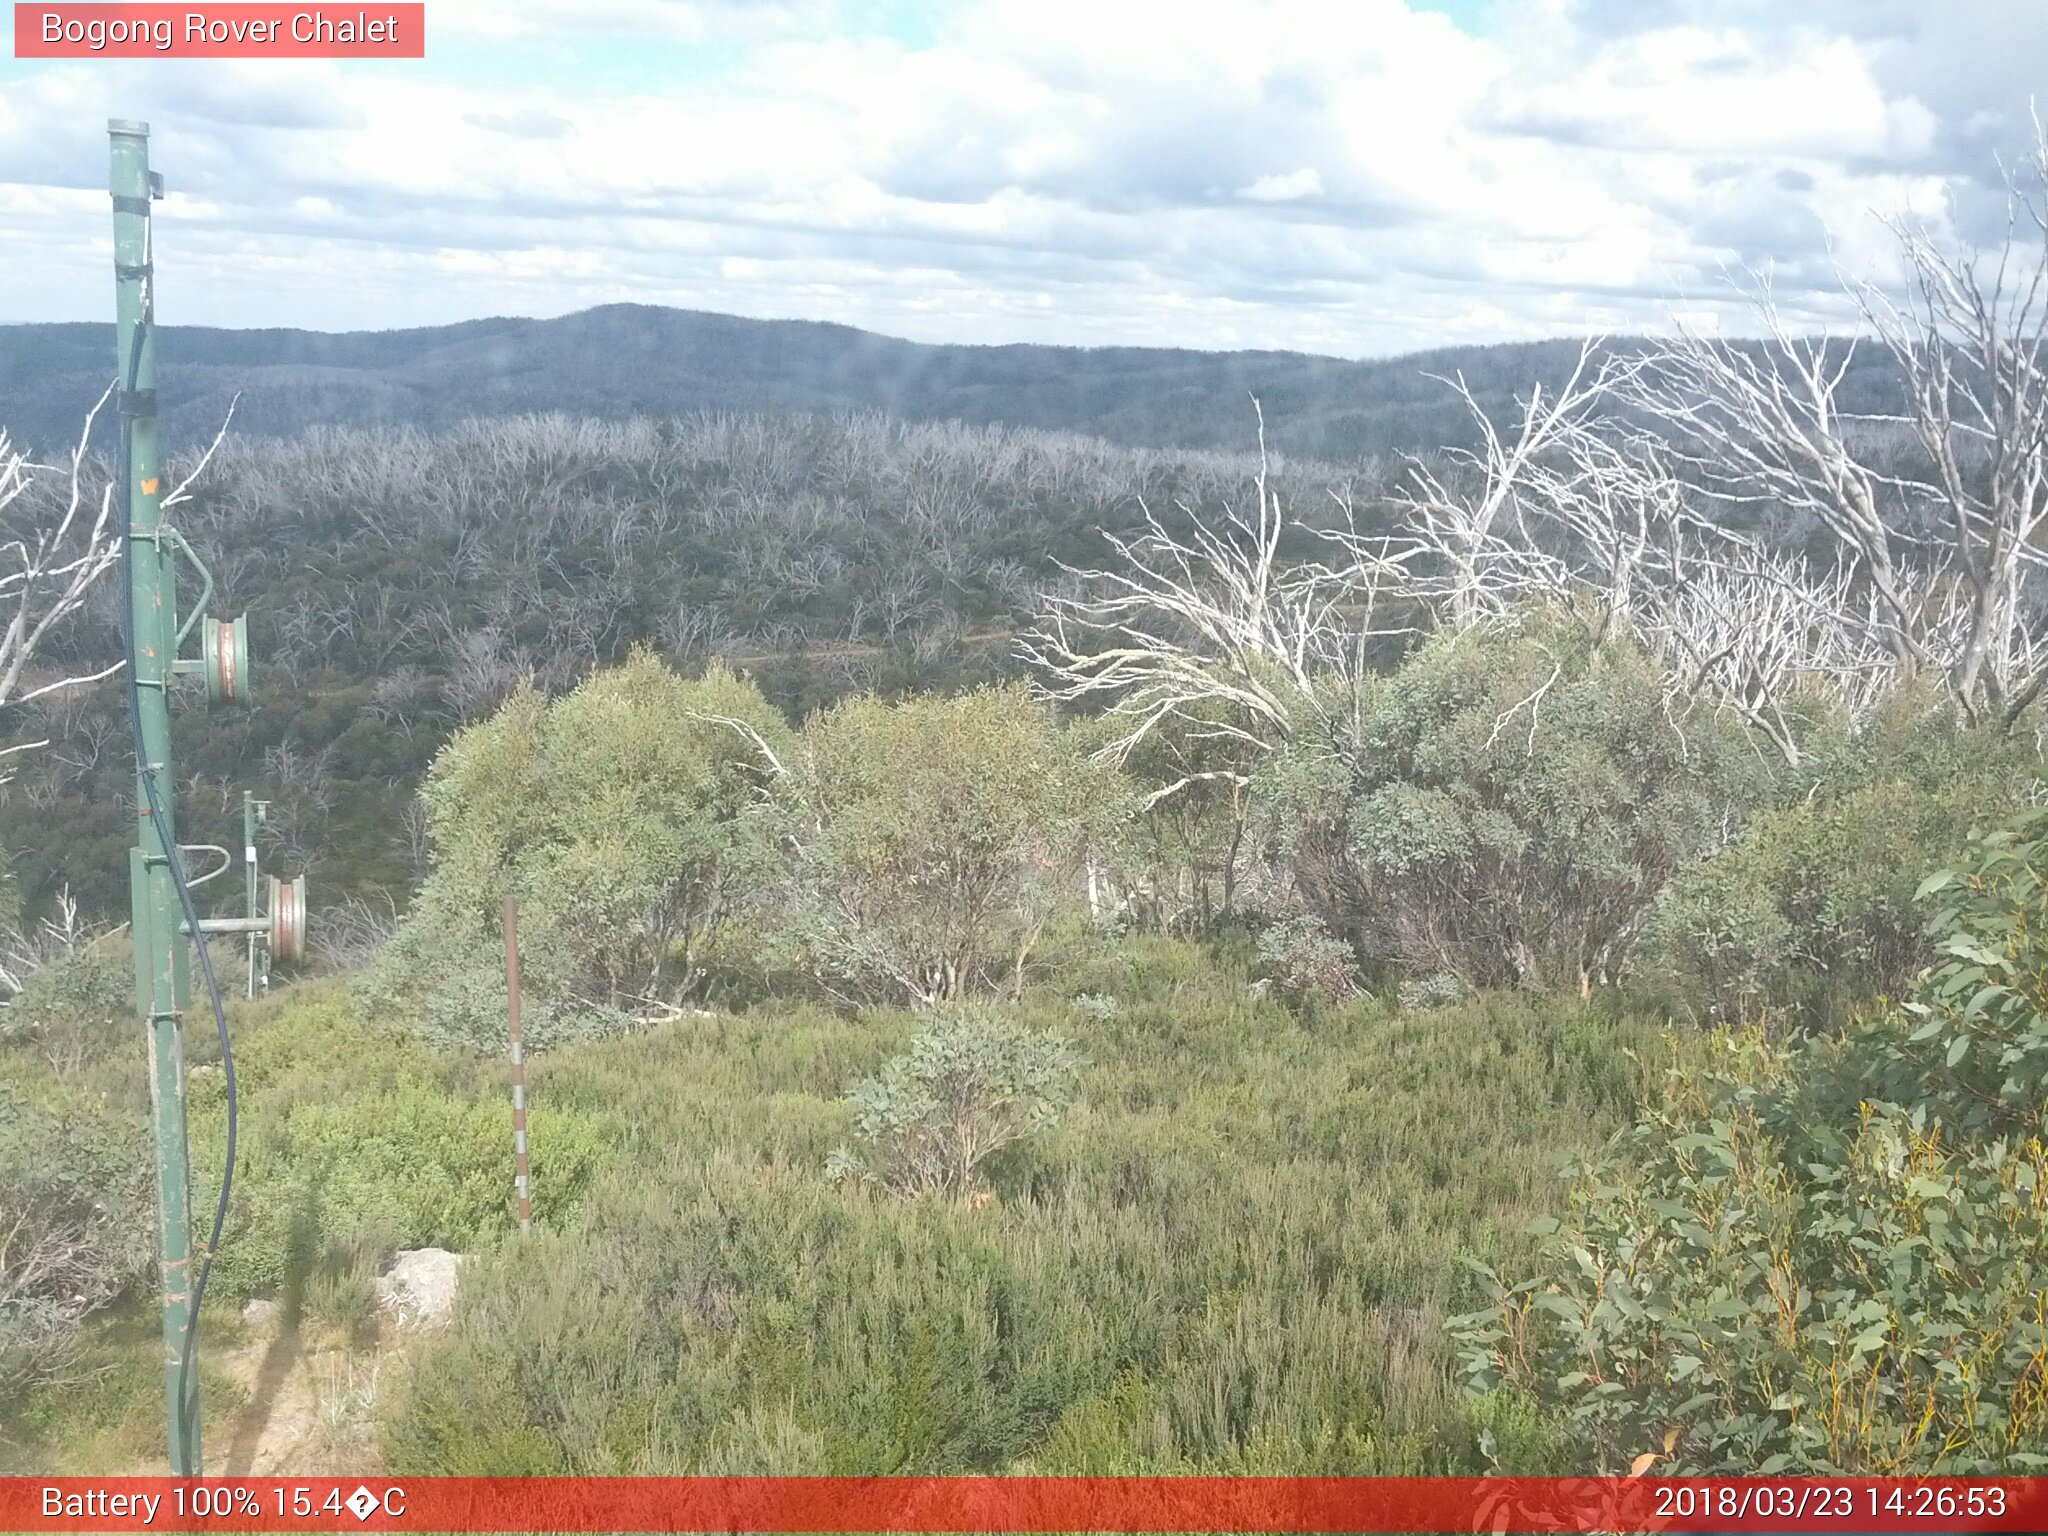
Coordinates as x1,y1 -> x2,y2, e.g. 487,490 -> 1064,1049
0,303 -> 1908,462
0,303 -> 1653,461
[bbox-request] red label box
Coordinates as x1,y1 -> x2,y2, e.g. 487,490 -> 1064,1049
13,3 -> 425,57
5,1477 -> 2048,1534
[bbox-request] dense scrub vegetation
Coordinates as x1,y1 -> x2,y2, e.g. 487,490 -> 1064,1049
1458,811 -> 2048,1474
384,962 -> 1652,1477
0,411 -> 1387,925
7,597 -> 2042,1473
6,210 -> 2048,1470
1,931 -> 1658,1474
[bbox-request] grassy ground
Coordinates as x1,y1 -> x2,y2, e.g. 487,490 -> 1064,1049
3,936 -> 1659,1474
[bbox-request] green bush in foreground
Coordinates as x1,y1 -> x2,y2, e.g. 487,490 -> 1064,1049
776,685 -> 1131,1005
0,938 -> 132,1075
0,1077 -> 151,1401
1456,809 -> 2048,1474
1249,610 -> 1765,996
1645,710 -> 2038,1024
361,654 -> 791,1051
826,1006 -> 1080,1198
384,947 -> 1657,1476
0,937 -> 150,1405
184,985 -> 617,1310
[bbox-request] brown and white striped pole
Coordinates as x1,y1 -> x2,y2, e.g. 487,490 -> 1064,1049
503,893 -> 533,1236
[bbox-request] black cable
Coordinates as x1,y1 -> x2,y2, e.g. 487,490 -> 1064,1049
117,246 -> 237,1467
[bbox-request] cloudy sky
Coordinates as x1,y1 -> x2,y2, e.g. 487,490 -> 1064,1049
0,0 -> 2040,354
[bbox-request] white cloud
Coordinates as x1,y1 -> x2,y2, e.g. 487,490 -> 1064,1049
1238,169 -> 1323,202
0,0 -> 2038,353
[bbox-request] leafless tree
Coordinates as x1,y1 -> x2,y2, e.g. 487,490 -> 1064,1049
1391,339 -> 1636,624
368,664 -> 438,726
1023,405 -> 1421,776
661,604 -> 736,668
0,886 -> 87,1005
1399,401 -> 1899,761
1033,133 -> 2048,774
312,891 -> 398,971
443,625 -> 526,723
1864,142 -> 2048,723
398,797 -> 434,877
1619,134 -> 2048,729
0,395 -> 129,761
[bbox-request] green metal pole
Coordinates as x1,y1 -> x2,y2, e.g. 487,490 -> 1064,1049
111,117 -> 201,1477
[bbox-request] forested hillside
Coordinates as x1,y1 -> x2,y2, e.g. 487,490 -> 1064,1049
0,411 -> 1399,924
0,305 -> 1910,462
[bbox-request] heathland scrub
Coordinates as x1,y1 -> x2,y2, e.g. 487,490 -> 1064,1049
4,944 -> 1660,1475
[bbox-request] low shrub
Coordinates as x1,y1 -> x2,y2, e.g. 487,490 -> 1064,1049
0,1078 -> 151,1401
1253,915 -> 1362,1005
826,1006 -> 1081,1198
383,943 -> 1658,1477
1068,993 -> 1119,1024
184,986 -> 616,1308
1645,727 -> 2037,1022
0,937 -> 131,1076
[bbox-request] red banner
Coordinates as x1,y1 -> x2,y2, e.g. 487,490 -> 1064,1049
12,4 -> 425,58
4,1477 -> 2048,1533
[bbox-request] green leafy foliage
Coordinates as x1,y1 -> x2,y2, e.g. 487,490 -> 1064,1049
1251,609 -> 1765,994
0,938 -> 151,1402
1,976 -> 620,1466
826,1006 -> 1081,1198
1455,809 -> 2048,1474
1252,914 -> 1363,1004
0,937 -> 132,1076
777,685 -> 1131,1004
0,1076 -> 151,1401
381,944 -> 1654,1475
1865,805 -> 2048,1138
1646,703 -> 2037,1023
185,985 -> 617,1311
1102,700 -> 1261,935
361,654 -> 790,1049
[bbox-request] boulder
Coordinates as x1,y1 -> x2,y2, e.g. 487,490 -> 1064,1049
373,1247 -> 467,1330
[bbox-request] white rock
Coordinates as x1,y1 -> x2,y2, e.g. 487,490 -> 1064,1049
373,1247 -> 467,1330
241,1297 -> 282,1330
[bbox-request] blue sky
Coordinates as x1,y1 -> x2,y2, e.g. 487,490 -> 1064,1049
0,0 -> 2039,354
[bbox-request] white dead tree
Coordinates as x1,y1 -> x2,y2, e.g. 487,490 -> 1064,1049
1021,406 -> 1421,786
1031,351 -> 1919,775
1031,132 -> 2048,788
1390,338 -> 1640,624
0,391 -> 128,773
0,392 -> 239,782
1861,140 -> 2048,724
1621,128 -> 2048,730
1424,415 -> 1900,762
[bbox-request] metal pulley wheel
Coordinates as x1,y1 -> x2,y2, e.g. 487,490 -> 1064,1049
202,613 -> 250,703
268,873 -> 306,965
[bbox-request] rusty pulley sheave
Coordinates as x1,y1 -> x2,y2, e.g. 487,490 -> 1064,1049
201,613 -> 249,704
267,872 -> 305,965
